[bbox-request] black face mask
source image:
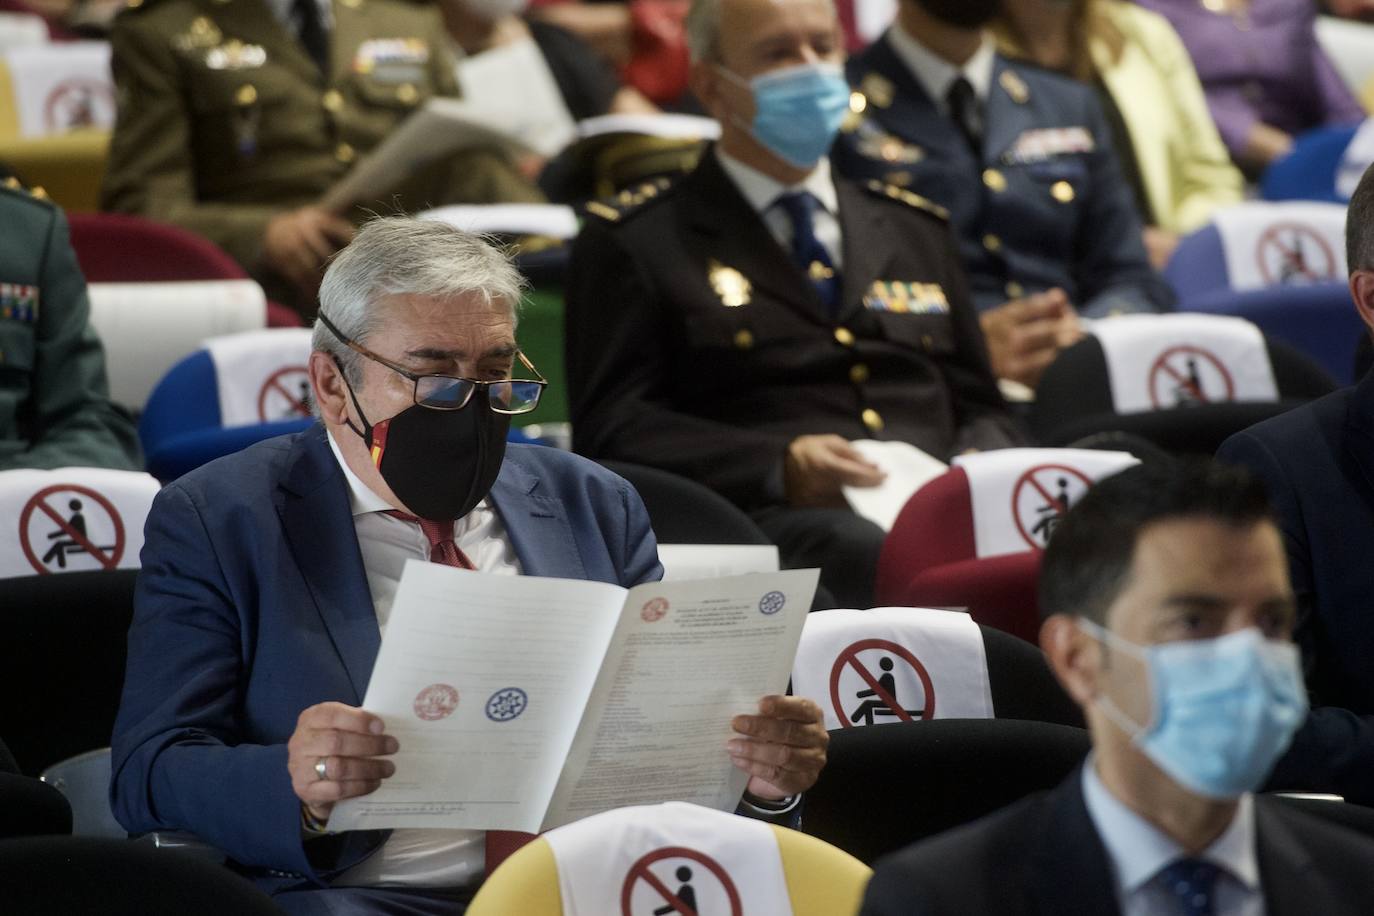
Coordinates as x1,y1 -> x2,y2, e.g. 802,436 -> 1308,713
913,0 -> 1001,29
342,380 -> 510,521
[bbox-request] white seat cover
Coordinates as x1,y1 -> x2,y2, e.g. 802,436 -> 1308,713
792,607 -> 993,731
543,802 -> 792,916
1211,201 -> 1348,290
203,327 -> 314,427
2,42 -> 113,136
0,467 -> 159,578
1091,314 -> 1279,415
951,448 -> 1140,559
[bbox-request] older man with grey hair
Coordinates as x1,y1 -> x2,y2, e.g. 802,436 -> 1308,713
111,217 -> 830,915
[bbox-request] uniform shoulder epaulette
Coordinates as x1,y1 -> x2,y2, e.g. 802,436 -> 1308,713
582,177 -> 675,224
0,176 -> 53,209
863,180 -> 949,221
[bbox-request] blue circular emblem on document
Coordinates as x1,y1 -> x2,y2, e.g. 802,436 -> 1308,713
759,591 -> 786,615
485,687 -> 528,722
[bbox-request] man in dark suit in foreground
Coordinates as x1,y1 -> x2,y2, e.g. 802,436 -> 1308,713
862,461 -> 1374,915
1217,164 -> 1374,806
565,0 -> 1022,608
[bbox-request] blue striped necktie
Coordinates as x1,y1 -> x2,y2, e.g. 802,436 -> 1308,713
773,191 -> 841,317
1158,858 -> 1222,916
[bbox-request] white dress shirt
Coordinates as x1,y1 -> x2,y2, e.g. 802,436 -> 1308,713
1081,762 -> 1263,916
886,20 -> 996,113
325,431 -> 521,888
715,147 -> 845,270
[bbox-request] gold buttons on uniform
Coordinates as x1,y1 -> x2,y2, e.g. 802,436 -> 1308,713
983,233 -> 1002,252
849,363 -> 870,384
733,329 -> 754,350
397,83 -> 419,105
982,169 -> 1006,193
235,84 -> 257,106
834,327 -> 855,347
862,409 -> 885,433
1005,281 -> 1025,299
322,90 -> 343,112
336,142 -> 355,164
1051,181 -> 1075,203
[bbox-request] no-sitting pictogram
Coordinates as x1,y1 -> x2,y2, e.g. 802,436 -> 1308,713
18,484 -> 125,575
43,78 -> 115,133
828,638 -> 935,728
1256,222 -> 1338,285
1148,346 -> 1235,409
620,847 -> 742,916
257,366 -> 313,422
1011,464 -> 1094,550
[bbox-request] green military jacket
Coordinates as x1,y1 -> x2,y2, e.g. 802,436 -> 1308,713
101,0 -> 541,275
0,183 -> 142,471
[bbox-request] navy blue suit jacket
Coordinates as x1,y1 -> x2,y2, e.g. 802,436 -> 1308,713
833,35 -> 1172,317
1218,372 -> 1374,803
110,426 -> 663,884
860,769 -> 1374,915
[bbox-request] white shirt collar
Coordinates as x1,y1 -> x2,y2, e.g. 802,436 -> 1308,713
327,428 -> 394,517
1081,760 -> 1261,898
714,146 -> 840,219
886,20 -> 997,106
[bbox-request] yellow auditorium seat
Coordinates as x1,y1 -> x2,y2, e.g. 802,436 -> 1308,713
469,821 -> 872,916
0,57 -> 110,212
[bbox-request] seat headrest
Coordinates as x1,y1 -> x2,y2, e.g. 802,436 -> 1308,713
202,327 -> 315,428
1211,201 -> 1348,290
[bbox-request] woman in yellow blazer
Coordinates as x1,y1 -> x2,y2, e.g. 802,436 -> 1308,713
994,0 -> 1245,269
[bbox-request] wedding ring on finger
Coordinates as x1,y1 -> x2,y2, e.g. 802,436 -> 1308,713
315,757 -> 328,781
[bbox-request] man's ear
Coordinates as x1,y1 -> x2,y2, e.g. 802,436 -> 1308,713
308,351 -> 350,426
1040,614 -> 1102,710
1349,270 -> 1374,335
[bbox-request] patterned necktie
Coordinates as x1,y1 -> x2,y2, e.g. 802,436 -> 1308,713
946,76 -> 983,156
382,509 -> 535,874
773,191 -> 842,317
293,0 -> 330,76
1159,858 -> 1222,916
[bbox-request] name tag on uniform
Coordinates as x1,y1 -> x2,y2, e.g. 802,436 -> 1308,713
354,38 -> 430,83
0,283 -> 39,323
1004,127 -> 1094,165
864,281 -> 948,314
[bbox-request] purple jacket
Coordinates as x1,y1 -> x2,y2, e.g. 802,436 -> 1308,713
1134,0 -> 1364,156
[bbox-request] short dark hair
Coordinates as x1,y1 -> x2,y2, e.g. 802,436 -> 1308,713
1039,460 -> 1274,624
1347,162 -> 1374,275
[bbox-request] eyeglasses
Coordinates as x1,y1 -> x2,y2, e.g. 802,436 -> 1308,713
317,312 -> 547,415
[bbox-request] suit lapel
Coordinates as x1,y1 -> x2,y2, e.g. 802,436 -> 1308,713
1255,800 -> 1322,914
836,180 -> 898,323
198,0 -> 320,86
488,452 -> 588,579
680,152 -> 831,325
1343,371 -> 1374,510
1027,773 -> 1123,916
983,57 -> 1037,166
278,426 -> 379,703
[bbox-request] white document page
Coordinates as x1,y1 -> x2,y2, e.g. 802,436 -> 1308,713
455,38 -> 577,157
656,544 -> 780,581
842,440 -> 948,532
320,97 -> 538,213
541,569 -> 819,830
327,562 -> 625,833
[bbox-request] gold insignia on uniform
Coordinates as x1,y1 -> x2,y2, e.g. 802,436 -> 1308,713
2,177 -> 19,190
999,69 -> 1030,104
982,168 -> 1007,193
809,261 -> 835,282
865,180 -> 950,220
864,280 -> 949,314
849,91 -> 867,115
860,73 -> 894,109
205,40 -> 268,71
174,16 -> 222,53
709,260 -> 751,307
585,201 -> 621,222
1051,180 -> 1076,203
733,329 -> 755,350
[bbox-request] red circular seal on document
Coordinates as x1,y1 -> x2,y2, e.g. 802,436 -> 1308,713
641,597 -> 669,623
413,683 -> 459,721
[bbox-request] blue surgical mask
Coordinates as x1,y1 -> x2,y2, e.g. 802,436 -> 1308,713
719,62 -> 852,169
1079,620 -> 1308,800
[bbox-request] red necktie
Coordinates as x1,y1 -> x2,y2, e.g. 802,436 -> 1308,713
383,510 -> 537,875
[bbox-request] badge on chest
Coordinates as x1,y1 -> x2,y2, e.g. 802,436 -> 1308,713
864,281 -> 948,315
353,38 -> 430,84
708,260 -> 752,307
0,283 -> 40,324
1003,127 -> 1094,165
